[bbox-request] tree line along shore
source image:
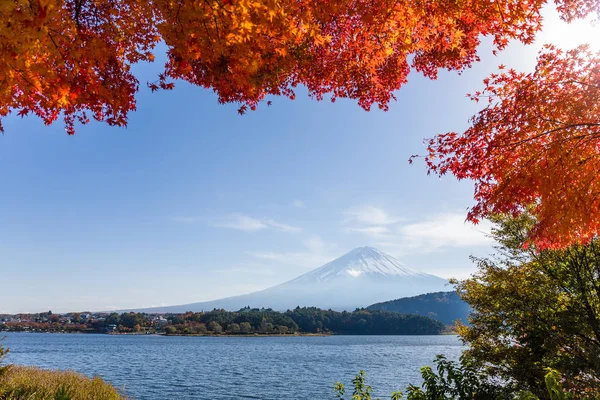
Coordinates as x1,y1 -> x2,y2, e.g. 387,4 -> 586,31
0,306 -> 449,336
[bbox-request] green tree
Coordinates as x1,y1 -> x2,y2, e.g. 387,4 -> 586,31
190,324 -> 207,335
164,326 -> 177,335
105,313 -> 120,326
277,325 -> 289,335
228,323 -> 240,334
71,313 -> 82,324
119,313 -> 145,329
208,321 -> 223,334
456,214 -> 600,398
239,322 -> 252,334
259,318 -> 274,334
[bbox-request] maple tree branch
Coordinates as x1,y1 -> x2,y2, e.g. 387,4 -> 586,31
7,64 -> 40,92
201,21 -> 216,56
563,80 -> 600,90
74,0 -> 82,31
203,0 -> 221,42
572,250 -> 600,345
175,1 -> 183,23
493,0 -> 507,28
381,0 -> 402,26
47,33 -> 70,69
501,122 -> 600,150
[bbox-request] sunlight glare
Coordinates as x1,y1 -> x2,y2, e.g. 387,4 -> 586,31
539,8 -> 600,50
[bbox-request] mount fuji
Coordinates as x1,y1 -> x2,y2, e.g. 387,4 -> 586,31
132,247 -> 449,313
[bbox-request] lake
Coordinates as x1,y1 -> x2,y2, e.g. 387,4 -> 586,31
2,333 -> 463,399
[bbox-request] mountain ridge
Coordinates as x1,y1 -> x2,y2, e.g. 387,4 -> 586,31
367,291 -> 471,325
124,247 -> 449,313
286,246 -> 431,284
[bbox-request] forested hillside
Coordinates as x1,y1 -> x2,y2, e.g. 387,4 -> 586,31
165,307 -> 446,335
1,307 -> 446,335
367,292 -> 470,325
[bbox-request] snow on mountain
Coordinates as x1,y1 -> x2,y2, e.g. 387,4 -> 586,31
128,247 -> 449,313
289,246 -> 429,283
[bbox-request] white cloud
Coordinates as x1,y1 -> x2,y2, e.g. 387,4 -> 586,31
344,205 -> 493,253
342,205 -> 401,238
397,213 -> 493,249
264,219 -> 303,233
344,205 -> 402,226
292,200 -> 306,208
214,214 -> 301,233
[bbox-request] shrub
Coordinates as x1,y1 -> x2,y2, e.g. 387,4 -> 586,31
207,321 -> 222,334
0,340 -> 8,379
335,357 -> 574,400
164,326 -> 177,335
192,324 -> 207,335
239,322 -> 252,333
456,214 -> 600,396
0,342 -> 7,363
0,366 -> 126,400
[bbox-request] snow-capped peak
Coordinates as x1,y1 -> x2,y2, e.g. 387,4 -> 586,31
289,246 -> 425,283
129,246 -> 449,313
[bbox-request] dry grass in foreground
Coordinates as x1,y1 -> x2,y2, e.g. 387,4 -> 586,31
0,365 -> 127,400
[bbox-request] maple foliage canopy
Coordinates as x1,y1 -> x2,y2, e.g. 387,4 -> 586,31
2,0 -> 599,134
425,45 -> 600,249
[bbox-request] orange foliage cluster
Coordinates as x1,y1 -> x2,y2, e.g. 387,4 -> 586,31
425,45 -> 600,249
0,0 -> 157,134
3,0 -> 598,133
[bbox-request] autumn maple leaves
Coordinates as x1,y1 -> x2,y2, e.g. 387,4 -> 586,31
425,45 -> 600,249
3,0 -> 587,132
2,0 -> 600,249
1,0 -> 157,134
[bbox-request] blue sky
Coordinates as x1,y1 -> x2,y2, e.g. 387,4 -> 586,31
1,9 -> 598,313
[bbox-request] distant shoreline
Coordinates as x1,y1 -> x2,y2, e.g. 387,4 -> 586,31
0,331 -> 454,337
160,332 -> 332,337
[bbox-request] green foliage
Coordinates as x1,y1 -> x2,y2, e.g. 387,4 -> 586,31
367,292 -> 471,326
455,213 -> 600,397
334,370 -> 403,400
118,313 -> 145,330
161,307 -> 445,335
0,338 -> 8,377
239,322 -> 251,333
335,361 -> 575,400
1,306 -> 446,336
0,342 -> 7,364
402,355 -> 514,400
543,369 -> 573,400
164,326 -> 177,335
54,384 -> 73,400
207,321 -> 223,334
285,307 -> 446,335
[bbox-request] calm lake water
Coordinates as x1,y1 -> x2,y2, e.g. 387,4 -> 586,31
3,333 -> 463,399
